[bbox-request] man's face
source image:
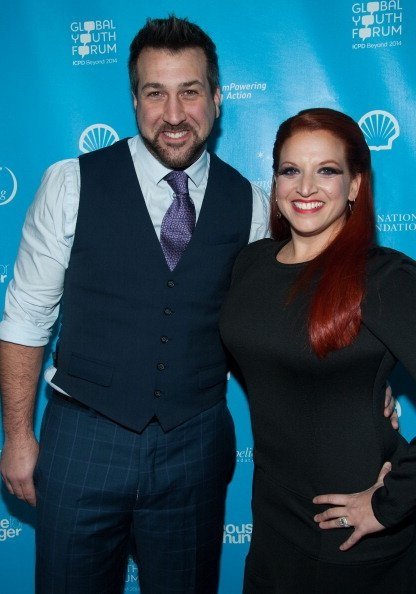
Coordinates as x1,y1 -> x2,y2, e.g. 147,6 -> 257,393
133,47 -> 220,169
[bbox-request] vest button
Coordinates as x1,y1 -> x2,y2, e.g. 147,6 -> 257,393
154,390 -> 162,398
167,280 -> 175,288
160,336 -> 169,343
164,308 -> 173,315
157,363 -> 166,371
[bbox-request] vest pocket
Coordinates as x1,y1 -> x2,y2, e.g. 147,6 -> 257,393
67,353 -> 114,386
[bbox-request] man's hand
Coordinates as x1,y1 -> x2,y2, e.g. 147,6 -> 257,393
0,341 -> 44,506
0,434 -> 39,506
312,461 -> 391,551
384,384 -> 399,430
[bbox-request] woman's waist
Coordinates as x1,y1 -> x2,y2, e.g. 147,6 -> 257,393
252,465 -> 415,564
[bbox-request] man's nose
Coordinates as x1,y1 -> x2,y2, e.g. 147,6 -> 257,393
163,96 -> 186,125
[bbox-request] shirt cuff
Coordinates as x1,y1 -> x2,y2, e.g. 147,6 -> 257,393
0,319 -> 50,347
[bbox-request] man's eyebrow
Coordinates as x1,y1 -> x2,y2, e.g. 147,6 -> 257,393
141,82 -> 164,92
140,80 -> 204,92
178,80 -> 204,89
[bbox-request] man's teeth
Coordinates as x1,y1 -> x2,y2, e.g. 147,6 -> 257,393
164,131 -> 188,139
293,201 -> 324,210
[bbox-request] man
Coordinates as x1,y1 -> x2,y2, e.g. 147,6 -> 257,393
0,16 -> 267,594
0,15 -> 397,594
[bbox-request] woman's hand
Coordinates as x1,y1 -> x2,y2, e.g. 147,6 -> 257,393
312,461 -> 391,551
384,384 -> 399,430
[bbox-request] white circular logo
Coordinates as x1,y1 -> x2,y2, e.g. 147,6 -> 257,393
358,110 -> 400,151
0,166 -> 18,206
79,124 -> 119,153
394,400 -> 402,418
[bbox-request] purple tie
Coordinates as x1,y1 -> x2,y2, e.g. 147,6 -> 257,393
161,170 -> 196,270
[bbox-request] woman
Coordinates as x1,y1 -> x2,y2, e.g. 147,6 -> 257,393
220,108 -> 416,593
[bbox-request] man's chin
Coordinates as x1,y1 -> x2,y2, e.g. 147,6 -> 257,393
142,136 -> 205,169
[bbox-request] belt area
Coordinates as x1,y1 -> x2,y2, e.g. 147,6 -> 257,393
51,389 -> 159,426
52,389 -> 92,411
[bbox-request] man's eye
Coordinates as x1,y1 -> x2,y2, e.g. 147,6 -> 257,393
183,89 -> 198,96
278,167 -> 299,176
147,91 -> 162,98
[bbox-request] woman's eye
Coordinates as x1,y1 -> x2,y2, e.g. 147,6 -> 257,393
278,167 -> 299,176
318,167 -> 343,176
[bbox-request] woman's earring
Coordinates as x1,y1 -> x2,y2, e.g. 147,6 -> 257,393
275,198 -> 282,218
348,201 -> 354,213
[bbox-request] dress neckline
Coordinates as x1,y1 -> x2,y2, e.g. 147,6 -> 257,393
273,240 -> 311,269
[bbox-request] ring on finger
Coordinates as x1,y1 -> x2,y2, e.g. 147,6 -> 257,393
338,516 -> 350,528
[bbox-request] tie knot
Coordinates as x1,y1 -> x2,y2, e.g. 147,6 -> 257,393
165,170 -> 189,196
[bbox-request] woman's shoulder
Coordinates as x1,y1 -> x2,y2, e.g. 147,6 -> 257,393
240,237 -> 277,256
235,238 -> 282,267
231,238 -> 279,282
367,245 -> 416,274
366,245 -> 416,289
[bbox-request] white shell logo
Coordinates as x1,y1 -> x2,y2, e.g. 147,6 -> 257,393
0,166 -> 18,206
79,124 -> 119,153
358,110 -> 400,151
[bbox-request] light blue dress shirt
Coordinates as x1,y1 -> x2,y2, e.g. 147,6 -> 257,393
0,135 -> 269,351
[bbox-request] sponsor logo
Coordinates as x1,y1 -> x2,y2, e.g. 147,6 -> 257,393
358,110 -> 399,151
376,212 -> 416,232
236,447 -> 253,463
70,19 -> 117,66
0,264 -> 8,284
223,523 -> 252,544
395,400 -> 402,418
125,557 -> 139,592
0,166 -> 18,206
79,124 -> 119,153
0,517 -> 23,542
221,82 -> 267,101
352,1 -> 403,50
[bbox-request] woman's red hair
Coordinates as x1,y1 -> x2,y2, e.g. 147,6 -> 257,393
270,108 -> 375,357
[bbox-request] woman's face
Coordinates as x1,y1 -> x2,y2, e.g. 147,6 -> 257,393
275,130 -> 360,242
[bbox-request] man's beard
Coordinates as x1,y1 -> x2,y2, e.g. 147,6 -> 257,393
141,125 -> 207,170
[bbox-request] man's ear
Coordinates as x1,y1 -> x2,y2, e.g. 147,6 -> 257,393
214,87 -> 221,119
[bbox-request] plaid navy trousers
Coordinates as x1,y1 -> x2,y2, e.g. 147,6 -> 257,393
34,392 -> 236,593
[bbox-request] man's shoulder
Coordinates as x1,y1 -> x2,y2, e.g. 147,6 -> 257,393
40,158 -> 79,187
79,138 -> 131,163
209,151 -> 250,183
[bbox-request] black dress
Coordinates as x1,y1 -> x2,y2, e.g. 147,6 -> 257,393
219,239 -> 416,593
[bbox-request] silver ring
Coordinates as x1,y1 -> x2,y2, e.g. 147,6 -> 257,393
338,516 -> 350,528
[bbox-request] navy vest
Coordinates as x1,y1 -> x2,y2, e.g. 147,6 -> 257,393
53,139 -> 252,431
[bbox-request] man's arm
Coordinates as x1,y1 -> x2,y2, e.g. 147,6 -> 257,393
0,341 -> 44,506
0,159 -> 79,505
248,183 -> 270,243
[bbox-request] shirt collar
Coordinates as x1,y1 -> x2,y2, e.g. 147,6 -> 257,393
131,134 -> 209,189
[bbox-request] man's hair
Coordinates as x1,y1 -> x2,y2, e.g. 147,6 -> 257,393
128,15 -> 219,97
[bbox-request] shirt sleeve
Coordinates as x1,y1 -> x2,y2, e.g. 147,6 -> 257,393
361,250 -> 416,527
0,159 -> 80,346
249,183 -> 270,243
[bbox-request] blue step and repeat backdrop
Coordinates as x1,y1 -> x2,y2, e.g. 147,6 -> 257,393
1,1 -> 415,592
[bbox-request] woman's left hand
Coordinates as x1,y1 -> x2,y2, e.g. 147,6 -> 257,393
312,461 -> 391,551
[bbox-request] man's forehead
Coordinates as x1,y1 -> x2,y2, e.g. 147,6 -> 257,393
136,47 -> 208,74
